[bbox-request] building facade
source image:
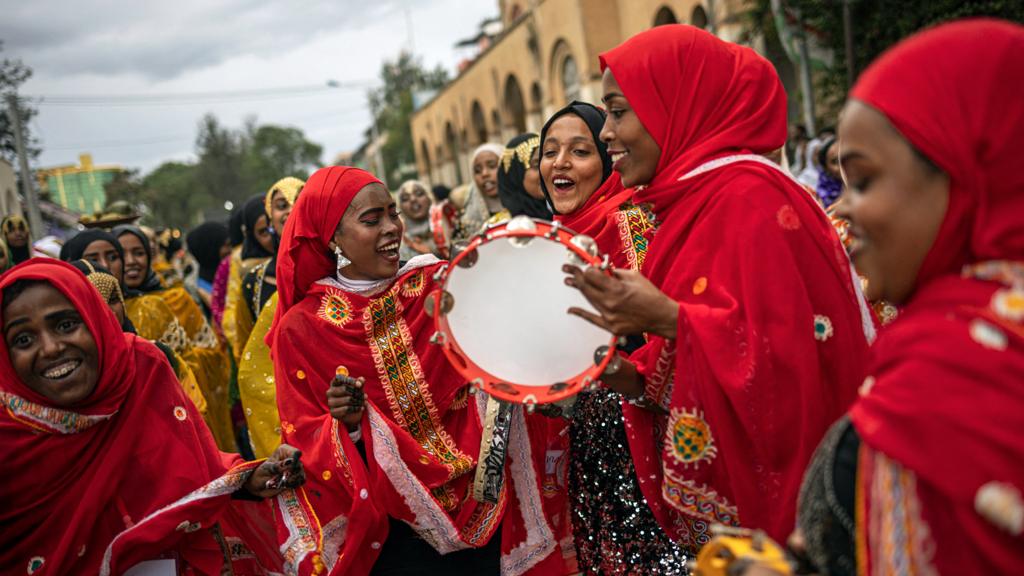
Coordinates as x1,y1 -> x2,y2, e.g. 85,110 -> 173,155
35,153 -> 124,215
410,0 -> 777,187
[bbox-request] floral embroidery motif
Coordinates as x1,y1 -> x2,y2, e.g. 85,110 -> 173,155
975,481 -> 1024,535
173,406 -> 188,421
27,556 -> 44,574
159,318 -> 189,354
991,287 -> 1024,323
813,314 -> 834,342
615,202 -> 655,271
666,407 -> 717,467
317,287 -> 353,328
662,471 -> 739,552
364,285 -> 473,480
1,391 -> 114,434
776,204 -> 801,231
190,321 -> 218,349
400,270 -> 426,298
692,276 -> 708,296
970,318 -> 1008,351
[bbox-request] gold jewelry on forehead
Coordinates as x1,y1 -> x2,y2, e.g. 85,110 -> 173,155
501,136 -> 540,173
264,176 -> 306,216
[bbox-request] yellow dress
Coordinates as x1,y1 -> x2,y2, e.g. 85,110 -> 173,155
123,295 -> 208,413
237,292 -> 282,458
223,250 -> 269,360
126,293 -> 235,450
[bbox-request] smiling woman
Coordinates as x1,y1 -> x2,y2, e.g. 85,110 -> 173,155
0,259 -> 304,575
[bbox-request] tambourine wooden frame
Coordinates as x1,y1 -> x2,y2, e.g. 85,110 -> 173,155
429,218 -> 615,404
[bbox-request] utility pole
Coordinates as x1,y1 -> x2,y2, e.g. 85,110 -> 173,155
843,0 -> 856,89
370,100 -> 387,184
5,94 -> 44,240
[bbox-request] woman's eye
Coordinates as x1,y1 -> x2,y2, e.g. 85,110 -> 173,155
609,109 -> 624,119
11,333 -> 32,348
57,319 -> 81,333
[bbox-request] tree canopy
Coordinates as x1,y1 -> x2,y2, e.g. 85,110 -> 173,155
106,115 -> 322,228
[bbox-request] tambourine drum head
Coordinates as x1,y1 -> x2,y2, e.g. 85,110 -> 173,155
445,234 -> 610,387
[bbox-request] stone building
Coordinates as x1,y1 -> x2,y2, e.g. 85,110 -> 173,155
410,0 -> 781,187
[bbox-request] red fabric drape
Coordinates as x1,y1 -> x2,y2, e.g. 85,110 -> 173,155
847,19 -> 1024,573
555,172 -> 651,271
268,167 -> 561,575
599,25 -> 871,549
0,259 -> 282,575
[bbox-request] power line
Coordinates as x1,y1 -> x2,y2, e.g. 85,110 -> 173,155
29,81 -> 377,107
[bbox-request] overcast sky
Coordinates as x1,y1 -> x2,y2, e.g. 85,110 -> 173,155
0,0 -> 496,173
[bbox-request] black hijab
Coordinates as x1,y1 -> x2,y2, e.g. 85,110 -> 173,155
240,195 -> 272,260
228,205 -> 244,248
497,133 -> 552,220
112,225 -> 164,293
59,229 -> 123,263
538,101 -> 613,215
186,222 -> 229,284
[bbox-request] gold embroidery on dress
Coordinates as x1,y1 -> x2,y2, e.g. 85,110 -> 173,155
363,285 -> 473,480
615,202 -> 655,271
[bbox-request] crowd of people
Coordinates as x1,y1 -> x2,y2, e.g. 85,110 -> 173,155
1,18 -> 1021,576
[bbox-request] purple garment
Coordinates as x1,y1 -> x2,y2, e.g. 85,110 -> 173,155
816,172 -> 844,208
211,255 -> 232,333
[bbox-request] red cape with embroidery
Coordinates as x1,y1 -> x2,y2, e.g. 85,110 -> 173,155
599,25 -> 872,549
847,20 -> 1024,574
0,260 -> 282,576
267,166 -> 562,576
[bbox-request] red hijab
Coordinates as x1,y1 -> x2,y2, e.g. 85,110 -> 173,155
0,260 -> 281,575
848,20 -> 1024,573
600,25 -> 871,548
268,167 -> 561,575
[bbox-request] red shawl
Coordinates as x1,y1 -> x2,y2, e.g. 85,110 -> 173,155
0,260 -> 282,575
599,24 -> 872,549
269,167 -> 561,575
555,172 -> 654,272
847,20 -> 1024,573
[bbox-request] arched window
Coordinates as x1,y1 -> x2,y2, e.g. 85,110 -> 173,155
653,6 -> 678,26
470,101 -> 488,145
491,110 -> 503,140
504,75 -> 528,134
419,140 -> 432,180
691,5 -> 709,30
561,55 -> 580,103
444,122 -> 463,183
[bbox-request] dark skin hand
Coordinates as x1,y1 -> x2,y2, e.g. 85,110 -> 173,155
562,264 -> 677,407
562,264 -> 679,338
243,444 -> 306,498
326,373 -> 366,431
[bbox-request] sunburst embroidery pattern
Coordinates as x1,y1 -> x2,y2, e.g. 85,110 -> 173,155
666,407 -> 717,468
317,288 -> 353,328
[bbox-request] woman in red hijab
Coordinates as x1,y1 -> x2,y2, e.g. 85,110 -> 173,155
787,20 -> 1024,575
563,25 -> 873,552
268,166 -> 561,575
0,259 -> 303,575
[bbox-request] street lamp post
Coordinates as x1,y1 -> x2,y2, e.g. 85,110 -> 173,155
5,93 -> 44,240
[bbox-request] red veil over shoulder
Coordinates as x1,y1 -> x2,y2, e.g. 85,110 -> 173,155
0,260 -> 282,575
847,20 -> 1024,574
599,25 -> 872,549
268,167 -> 560,575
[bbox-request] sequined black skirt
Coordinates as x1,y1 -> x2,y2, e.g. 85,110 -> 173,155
569,387 -> 688,575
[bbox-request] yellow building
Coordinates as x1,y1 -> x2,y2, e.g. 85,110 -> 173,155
411,0 -> 777,187
36,153 -> 125,215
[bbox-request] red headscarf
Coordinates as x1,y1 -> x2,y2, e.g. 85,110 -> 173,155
270,166 -> 382,345
0,259 -> 282,575
599,25 -> 871,548
268,168 -> 561,575
848,20 -> 1024,573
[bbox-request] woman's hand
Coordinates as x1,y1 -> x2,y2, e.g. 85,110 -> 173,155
563,265 -> 679,339
244,444 -> 305,498
326,371 -> 365,431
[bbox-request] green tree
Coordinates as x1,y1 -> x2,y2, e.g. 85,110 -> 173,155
368,52 -> 449,188
194,114 -> 247,207
240,121 -> 322,193
141,161 -> 206,229
0,41 -> 41,165
752,1 -> 1024,119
